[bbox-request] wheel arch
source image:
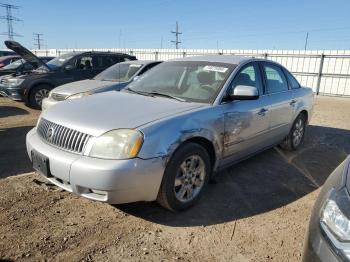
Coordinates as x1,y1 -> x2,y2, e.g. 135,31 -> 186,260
167,136 -> 219,174
25,81 -> 55,102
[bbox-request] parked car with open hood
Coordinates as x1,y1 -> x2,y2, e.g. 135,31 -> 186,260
0,41 -> 136,109
0,57 -> 54,77
26,55 -> 314,211
42,60 -> 162,111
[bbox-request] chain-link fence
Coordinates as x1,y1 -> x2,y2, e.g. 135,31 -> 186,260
33,48 -> 350,97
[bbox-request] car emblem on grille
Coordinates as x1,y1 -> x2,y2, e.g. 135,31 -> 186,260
46,127 -> 55,141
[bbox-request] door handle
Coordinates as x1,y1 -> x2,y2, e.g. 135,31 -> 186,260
290,99 -> 297,106
257,108 -> 268,116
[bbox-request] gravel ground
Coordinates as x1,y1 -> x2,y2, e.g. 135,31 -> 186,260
0,95 -> 350,261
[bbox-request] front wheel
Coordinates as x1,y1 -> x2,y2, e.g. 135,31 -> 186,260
280,113 -> 306,151
157,143 -> 211,211
28,85 -> 51,109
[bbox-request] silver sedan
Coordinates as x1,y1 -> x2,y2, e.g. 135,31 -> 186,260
26,55 -> 314,211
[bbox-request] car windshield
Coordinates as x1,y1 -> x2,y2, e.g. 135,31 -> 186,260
43,53 -> 74,70
2,59 -> 24,69
94,63 -> 143,82
125,61 -> 234,103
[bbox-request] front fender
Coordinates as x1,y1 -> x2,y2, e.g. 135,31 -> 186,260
138,106 -> 224,170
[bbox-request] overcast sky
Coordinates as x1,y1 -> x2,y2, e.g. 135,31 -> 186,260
2,0 -> 350,50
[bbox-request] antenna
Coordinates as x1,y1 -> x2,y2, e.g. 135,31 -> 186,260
171,21 -> 182,49
33,33 -> 44,49
0,3 -> 22,40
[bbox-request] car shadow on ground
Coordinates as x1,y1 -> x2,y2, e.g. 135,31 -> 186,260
0,106 -> 29,118
116,125 -> 350,227
0,126 -> 33,179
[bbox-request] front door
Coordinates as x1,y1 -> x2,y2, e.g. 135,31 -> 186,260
221,62 -> 271,164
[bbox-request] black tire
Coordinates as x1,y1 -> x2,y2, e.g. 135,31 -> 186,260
28,85 -> 52,109
157,142 -> 211,211
280,113 -> 306,151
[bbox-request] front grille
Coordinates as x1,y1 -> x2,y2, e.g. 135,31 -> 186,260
37,118 -> 91,154
51,93 -> 68,101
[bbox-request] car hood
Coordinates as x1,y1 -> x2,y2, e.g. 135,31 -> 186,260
42,91 -> 206,137
52,79 -> 118,96
4,40 -> 50,71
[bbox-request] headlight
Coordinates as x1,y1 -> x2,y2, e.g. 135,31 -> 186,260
88,129 -> 143,159
321,197 -> 350,241
67,91 -> 93,100
3,78 -> 24,87
320,188 -> 350,260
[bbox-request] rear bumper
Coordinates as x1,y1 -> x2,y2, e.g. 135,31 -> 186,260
26,128 -> 166,204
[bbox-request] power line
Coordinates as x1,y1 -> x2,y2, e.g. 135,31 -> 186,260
0,3 -> 22,40
33,33 -> 44,49
171,21 -> 182,49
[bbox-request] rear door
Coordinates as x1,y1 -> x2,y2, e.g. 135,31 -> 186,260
221,62 -> 272,163
259,62 -> 295,142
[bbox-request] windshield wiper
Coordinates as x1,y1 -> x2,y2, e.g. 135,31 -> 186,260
148,91 -> 186,102
124,87 -> 155,97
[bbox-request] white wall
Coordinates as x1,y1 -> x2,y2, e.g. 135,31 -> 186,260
33,48 -> 350,97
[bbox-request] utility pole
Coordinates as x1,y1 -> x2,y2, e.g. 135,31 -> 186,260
0,3 -> 22,40
304,32 -> 309,51
33,33 -> 43,49
171,21 -> 182,49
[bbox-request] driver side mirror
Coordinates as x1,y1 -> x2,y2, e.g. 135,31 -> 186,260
228,85 -> 259,100
64,65 -> 74,71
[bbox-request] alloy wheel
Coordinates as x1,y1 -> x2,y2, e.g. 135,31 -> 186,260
292,118 -> 304,147
174,155 -> 206,203
34,89 -> 50,106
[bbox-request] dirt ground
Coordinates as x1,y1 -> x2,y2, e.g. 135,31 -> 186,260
1,96 -> 350,262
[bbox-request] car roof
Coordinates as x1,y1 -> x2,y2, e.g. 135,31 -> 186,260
170,55 -> 251,65
61,51 -> 134,57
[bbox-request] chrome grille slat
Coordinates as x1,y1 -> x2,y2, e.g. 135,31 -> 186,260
67,130 -> 75,150
78,134 -> 86,152
59,128 -> 68,147
37,118 -> 91,154
63,129 -> 73,150
74,133 -> 82,152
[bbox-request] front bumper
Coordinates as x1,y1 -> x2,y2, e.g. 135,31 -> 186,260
303,224 -> 340,262
26,128 -> 166,204
42,97 -> 60,111
0,84 -> 23,100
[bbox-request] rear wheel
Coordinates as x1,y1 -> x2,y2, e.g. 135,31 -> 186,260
280,113 -> 306,151
157,143 -> 211,211
28,85 -> 51,109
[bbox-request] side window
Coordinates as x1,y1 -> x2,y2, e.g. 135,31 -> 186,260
77,56 -> 93,70
231,63 -> 263,95
263,64 -> 288,94
283,68 -> 301,89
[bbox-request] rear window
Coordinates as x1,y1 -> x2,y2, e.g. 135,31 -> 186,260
283,69 -> 301,89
